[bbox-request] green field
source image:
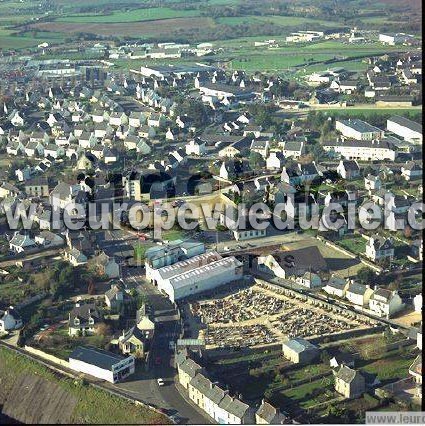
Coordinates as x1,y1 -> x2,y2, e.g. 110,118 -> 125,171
56,7 -> 200,23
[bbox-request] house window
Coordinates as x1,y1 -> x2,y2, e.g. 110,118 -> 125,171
74,318 -> 80,326
88,317 -> 94,325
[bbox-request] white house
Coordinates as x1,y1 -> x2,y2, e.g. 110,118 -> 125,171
364,174 -> 382,191
295,272 -> 322,289
365,235 -> 394,262
186,137 -> 207,156
345,282 -> 374,306
266,151 -> 285,170
337,159 -> 360,180
369,288 -> 404,318
413,294 -> 422,313
401,161 -> 422,181
69,346 -> 135,383
324,276 -> 349,298
0,307 -> 23,332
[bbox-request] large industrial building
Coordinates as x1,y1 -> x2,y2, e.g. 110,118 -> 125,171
150,251 -> 243,302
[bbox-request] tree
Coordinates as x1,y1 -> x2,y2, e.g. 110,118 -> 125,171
357,267 -> 375,285
249,151 -> 265,171
95,322 -> 111,337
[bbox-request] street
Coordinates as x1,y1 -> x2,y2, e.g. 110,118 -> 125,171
117,265 -> 211,424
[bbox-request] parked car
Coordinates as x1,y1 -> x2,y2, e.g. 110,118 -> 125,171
157,378 -> 165,386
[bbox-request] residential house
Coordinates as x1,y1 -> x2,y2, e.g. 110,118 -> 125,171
44,143 -> 65,159
68,302 -> 101,336
335,366 -> 365,399
369,288 -> 404,318
218,137 -> 251,158
186,137 -> 207,156
324,276 -> 349,298
64,247 -> 88,266
345,282 -> 374,307
365,235 -> 394,262
337,159 -> 361,180
25,177 -> 49,197
216,394 -> 254,424
281,162 -> 320,185
24,141 -> 44,158
0,307 -> 23,332
255,400 -> 288,424
401,161 -> 422,181
188,373 -> 211,412
34,230 -> 64,248
109,112 -> 128,127
9,234 -> 36,253
118,326 -> 147,358
94,252 -> 120,278
266,151 -> 285,170
104,282 -> 129,312
295,271 -> 322,289
281,141 -> 305,159
78,132 -> 97,149
364,174 -> 382,192
204,382 -> 227,423
282,337 -> 319,364
0,182 -> 20,199
177,356 -> 204,390
147,113 -> 165,128
250,138 -> 270,159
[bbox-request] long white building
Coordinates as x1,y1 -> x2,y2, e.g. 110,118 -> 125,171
387,116 -> 422,144
69,346 -> 135,383
151,251 -> 243,302
335,119 -> 384,140
323,138 -> 397,161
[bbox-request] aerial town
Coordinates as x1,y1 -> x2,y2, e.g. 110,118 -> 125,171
0,0 -> 422,425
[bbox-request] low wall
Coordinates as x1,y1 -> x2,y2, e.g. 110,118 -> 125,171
308,326 -> 385,345
24,345 -> 70,369
204,343 -> 282,361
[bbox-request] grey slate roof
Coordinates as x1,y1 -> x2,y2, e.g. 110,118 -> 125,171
336,365 -> 361,384
389,116 -> 422,133
283,337 -> 318,354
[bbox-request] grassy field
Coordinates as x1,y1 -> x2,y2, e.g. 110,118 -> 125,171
0,346 -> 168,424
56,7 -> 200,23
0,279 -> 38,306
337,237 -> 367,256
360,351 -> 416,383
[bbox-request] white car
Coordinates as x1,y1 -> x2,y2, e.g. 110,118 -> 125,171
157,378 -> 165,386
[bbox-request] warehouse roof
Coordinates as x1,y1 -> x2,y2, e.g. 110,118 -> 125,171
69,346 -> 129,370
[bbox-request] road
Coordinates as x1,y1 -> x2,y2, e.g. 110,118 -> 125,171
118,266 -> 211,424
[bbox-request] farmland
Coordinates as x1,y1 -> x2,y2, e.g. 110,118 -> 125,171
0,0 -> 421,51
